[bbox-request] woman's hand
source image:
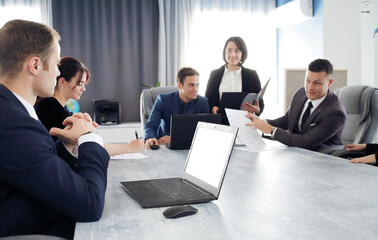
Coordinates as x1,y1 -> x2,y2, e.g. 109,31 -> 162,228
344,144 -> 367,151
241,99 -> 260,114
349,154 -> 376,164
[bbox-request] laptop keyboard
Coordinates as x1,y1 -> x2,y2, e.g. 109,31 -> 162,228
152,179 -> 209,200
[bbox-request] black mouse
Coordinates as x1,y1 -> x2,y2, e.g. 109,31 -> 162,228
163,205 -> 198,219
150,143 -> 159,150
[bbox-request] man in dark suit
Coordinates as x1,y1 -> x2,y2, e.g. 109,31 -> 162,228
0,20 -> 109,239
144,67 -> 209,149
247,59 -> 346,151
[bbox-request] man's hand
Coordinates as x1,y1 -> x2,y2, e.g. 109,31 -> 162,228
245,112 -> 272,134
241,99 -> 260,114
50,112 -> 96,147
145,138 -> 159,150
158,135 -> 171,145
212,106 -> 219,114
349,154 -> 376,164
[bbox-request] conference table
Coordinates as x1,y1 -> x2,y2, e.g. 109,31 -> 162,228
74,142 -> 378,240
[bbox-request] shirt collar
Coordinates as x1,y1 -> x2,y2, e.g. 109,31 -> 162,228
224,65 -> 242,75
12,92 -> 39,120
306,93 -> 327,111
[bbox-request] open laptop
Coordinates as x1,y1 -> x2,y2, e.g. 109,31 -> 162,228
166,114 -> 222,149
120,122 -> 238,208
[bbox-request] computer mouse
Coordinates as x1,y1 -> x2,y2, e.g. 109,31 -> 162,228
163,205 -> 198,219
150,143 -> 159,150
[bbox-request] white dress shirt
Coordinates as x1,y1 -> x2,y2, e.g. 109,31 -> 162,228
219,66 -> 242,99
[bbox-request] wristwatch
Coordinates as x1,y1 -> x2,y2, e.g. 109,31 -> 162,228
270,127 -> 277,139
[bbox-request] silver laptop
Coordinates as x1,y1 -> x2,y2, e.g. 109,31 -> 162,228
120,122 -> 238,208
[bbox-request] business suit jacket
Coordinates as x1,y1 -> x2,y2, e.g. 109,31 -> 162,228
144,91 -> 209,139
267,87 -> 347,151
0,84 -> 110,239
205,65 -> 264,114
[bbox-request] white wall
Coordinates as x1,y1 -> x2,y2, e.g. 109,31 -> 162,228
323,0 -> 361,86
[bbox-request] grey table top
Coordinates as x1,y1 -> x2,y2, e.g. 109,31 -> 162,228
74,144 -> 378,240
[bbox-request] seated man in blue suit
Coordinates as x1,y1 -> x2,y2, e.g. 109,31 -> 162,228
144,67 -> 209,149
0,20 -> 110,239
246,59 -> 347,152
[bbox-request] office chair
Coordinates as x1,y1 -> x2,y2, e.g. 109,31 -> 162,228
320,85 -> 378,158
140,86 -> 178,133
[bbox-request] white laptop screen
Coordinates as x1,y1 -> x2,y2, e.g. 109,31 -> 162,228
184,126 -> 235,188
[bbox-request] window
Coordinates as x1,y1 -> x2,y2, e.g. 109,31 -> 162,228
184,10 -> 279,118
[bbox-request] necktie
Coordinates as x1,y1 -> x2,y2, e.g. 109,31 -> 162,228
301,101 -> 313,128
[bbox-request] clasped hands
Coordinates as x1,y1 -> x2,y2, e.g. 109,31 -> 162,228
49,112 -> 97,150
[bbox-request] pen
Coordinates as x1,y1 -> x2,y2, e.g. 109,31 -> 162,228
135,131 -> 139,139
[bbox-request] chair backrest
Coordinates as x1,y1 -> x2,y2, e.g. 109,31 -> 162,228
334,85 -> 378,144
140,86 -> 178,133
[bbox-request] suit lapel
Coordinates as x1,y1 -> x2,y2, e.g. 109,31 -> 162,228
172,91 -> 180,114
301,90 -> 331,132
289,89 -> 307,132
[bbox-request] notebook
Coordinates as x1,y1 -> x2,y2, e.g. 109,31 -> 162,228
241,78 -> 271,105
120,122 -> 238,208
166,114 -> 222,149
219,92 -> 248,111
218,92 -> 248,125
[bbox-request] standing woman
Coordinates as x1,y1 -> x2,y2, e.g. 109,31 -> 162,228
205,36 -> 264,116
35,57 -> 144,156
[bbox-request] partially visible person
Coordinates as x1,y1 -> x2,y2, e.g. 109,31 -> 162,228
144,67 -> 209,149
35,57 -> 144,156
346,143 -> 378,165
205,36 -> 264,118
246,59 -> 347,151
0,19 -> 109,239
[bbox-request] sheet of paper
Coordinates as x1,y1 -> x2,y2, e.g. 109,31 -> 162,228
110,153 -> 148,160
225,108 -> 265,152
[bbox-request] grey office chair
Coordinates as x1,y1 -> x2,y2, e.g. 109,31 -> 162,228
140,86 -> 178,134
320,85 -> 378,157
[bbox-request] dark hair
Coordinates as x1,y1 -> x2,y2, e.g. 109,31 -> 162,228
176,67 -> 199,84
57,57 -> 90,87
0,19 -> 60,79
308,59 -> 333,75
222,36 -> 248,66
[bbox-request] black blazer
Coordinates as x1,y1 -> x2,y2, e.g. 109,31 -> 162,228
0,84 -> 109,239
205,65 -> 264,114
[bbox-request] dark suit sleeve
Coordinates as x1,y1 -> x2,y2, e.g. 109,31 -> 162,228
143,94 -> 163,139
366,144 -> 378,165
0,116 -> 110,222
267,110 -> 290,130
271,102 -> 346,150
